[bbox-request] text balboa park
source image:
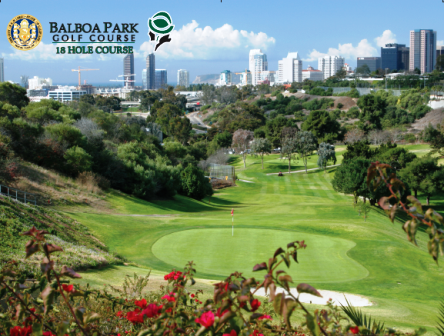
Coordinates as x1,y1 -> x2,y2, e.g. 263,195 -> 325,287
56,46 -> 134,55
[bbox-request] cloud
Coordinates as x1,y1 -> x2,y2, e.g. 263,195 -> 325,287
438,40 -> 444,46
139,20 -> 275,60
375,30 -> 397,47
303,39 -> 377,62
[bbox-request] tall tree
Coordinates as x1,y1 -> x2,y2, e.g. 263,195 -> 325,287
251,137 -> 271,169
294,131 -> 318,173
317,142 -> 336,171
301,110 -> 343,143
0,82 -> 29,108
281,136 -> 297,173
232,129 -> 254,168
399,156 -> 444,204
168,116 -> 192,145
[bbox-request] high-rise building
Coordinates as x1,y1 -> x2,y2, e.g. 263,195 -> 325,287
357,57 -> 381,73
142,69 -> 147,90
123,54 -> 134,88
146,53 -> 155,90
239,70 -> 252,86
219,70 -> 232,86
437,46 -> 444,62
381,44 -> 408,72
177,69 -> 189,87
0,58 -> 4,82
28,76 -> 53,90
155,69 -> 167,90
410,29 -> 437,74
318,55 -> 345,80
400,46 -> 410,72
249,49 -> 268,86
277,52 -> 302,83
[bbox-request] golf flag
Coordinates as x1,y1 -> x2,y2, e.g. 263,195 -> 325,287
231,208 -> 234,216
231,208 -> 234,236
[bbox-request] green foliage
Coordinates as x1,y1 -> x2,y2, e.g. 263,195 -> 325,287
178,164 -> 213,200
0,82 -> 29,108
302,110 -> 343,143
374,146 -> 417,169
64,146 -> 93,175
168,116 -> 192,144
340,298 -> 385,334
251,137 -> 271,169
334,89 -> 360,98
265,116 -> 294,147
46,123 -> 86,148
357,94 -> 387,130
302,98 -> 334,111
309,87 -> 333,96
294,131 -> 318,173
317,142 -> 336,170
346,106 -> 360,118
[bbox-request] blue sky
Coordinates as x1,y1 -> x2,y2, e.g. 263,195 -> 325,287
1,0 -> 443,85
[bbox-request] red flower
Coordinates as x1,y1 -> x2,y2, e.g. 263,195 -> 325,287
223,331 -> 237,336
195,311 -> 215,328
191,294 -> 195,298
116,311 -> 124,318
134,299 -> 147,309
250,331 -> 264,336
42,332 -> 55,336
250,299 -> 261,312
61,284 -> 74,293
216,307 -> 230,317
10,326 -> 32,336
165,308 -> 172,313
162,294 -> 176,302
142,303 -> 161,318
350,326 -> 359,335
126,309 -> 144,324
258,315 -> 272,320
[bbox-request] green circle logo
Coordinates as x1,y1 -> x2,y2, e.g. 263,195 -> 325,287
148,11 -> 174,35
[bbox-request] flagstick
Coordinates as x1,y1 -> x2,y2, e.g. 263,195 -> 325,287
232,216 -> 234,236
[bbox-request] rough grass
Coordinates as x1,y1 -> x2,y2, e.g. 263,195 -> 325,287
66,144 -> 444,332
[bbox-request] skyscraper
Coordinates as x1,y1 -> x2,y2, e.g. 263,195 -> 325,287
0,58 -> 4,82
381,44 -> 407,72
277,52 -> 302,83
410,29 -> 437,74
146,53 -> 155,90
155,69 -> 167,90
249,49 -> 268,86
357,57 -> 381,73
142,69 -> 147,90
123,54 -> 134,88
318,55 -> 345,80
177,69 -> 189,87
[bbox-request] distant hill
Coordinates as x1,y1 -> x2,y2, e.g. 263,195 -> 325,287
192,73 -> 241,85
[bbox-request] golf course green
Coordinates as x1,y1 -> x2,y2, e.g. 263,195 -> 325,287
152,228 -> 368,283
68,145 -> 444,332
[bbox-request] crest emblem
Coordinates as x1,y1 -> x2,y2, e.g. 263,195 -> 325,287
6,14 -> 43,51
147,11 -> 174,51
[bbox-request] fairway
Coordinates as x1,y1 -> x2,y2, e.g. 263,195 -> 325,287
152,228 -> 368,282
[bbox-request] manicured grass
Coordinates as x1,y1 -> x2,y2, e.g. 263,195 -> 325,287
68,144 -> 444,332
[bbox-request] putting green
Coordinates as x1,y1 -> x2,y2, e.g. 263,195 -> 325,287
152,228 -> 368,283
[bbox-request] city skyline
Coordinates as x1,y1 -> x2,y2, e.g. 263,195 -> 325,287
1,0 -> 444,84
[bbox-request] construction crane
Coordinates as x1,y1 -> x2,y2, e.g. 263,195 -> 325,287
72,67 -> 99,87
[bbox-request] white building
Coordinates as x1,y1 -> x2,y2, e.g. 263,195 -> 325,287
219,70 -> 232,86
49,86 -> 86,101
28,76 -> 53,90
0,58 -> 4,82
239,70 -> 252,86
249,49 -> 268,86
177,69 -> 189,87
142,69 -> 147,90
277,52 -> 302,83
302,66 -> 323,81
318,55 -> 345,80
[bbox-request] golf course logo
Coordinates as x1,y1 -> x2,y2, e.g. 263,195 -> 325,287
148,11 -> 174,51
6,14 -> 43,51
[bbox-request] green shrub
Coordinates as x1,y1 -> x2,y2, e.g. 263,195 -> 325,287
179,164 -> 213,200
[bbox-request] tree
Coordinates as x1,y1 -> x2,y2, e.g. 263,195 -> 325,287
344,128 -> 366,144
294,131 -> 318,173
356,64 -> 371,76
281,136 -> 297,173
342,140 -> 374,163
200,85 -> 216,105
251,137 -> 271,169
266,116 -> 295,148
374,147 -> 417,169
399,156 -> 444,204
332,158 -> 372,204
357,94 -> 387,130
168,116 -> 192,145
436,54 -> 444,71
335,68 -> 347,79
64,146 -> 93,176
317,142 -> 336,171
156,103 -> 184,135
301,110 -> 343,143
178,165 -> 213,200
0,82 -> 29,108
232,129 -> 254,168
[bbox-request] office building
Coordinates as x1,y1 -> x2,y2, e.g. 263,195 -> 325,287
155,69 -> 167,90
318,55 -> 345,80
146,53 -> 155,90
49,87 -> 86,101
0,58 -> 4,82
123,54 -> 134,88
437,46 -> 444,61
239,70 -> 252,85
410,29 -> 437,74
400,46 -> 410,72
249,49 -> 268,86
28,76 -> 53,90
302,66 -> 323,81
142,69 -> 147,90
381,44 -> 409,72
357,57 -> 381,73
219,70 -> 232,86
277,52 -> 302,83
177,69 -> 189,87
259,71 -> 275,84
